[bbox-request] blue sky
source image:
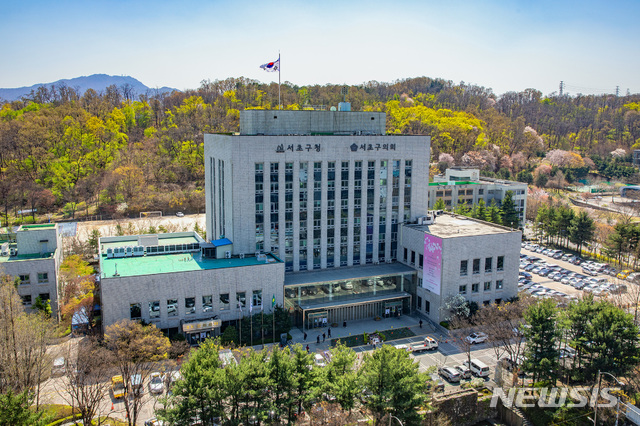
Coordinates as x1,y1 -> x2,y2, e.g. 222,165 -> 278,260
1,0 -> 638,96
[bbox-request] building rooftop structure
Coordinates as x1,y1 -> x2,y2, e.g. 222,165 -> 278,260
99,232 -> 282,279
405,213 -> 513,238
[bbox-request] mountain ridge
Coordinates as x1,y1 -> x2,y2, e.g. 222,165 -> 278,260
0,74 -> 178,101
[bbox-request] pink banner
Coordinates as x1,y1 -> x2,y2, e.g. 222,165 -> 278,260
423,234 -> 442,295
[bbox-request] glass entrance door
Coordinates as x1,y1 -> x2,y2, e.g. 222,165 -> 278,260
307,311 -> 328,329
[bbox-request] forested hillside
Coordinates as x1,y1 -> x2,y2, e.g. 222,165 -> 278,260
1,76 -> 639,225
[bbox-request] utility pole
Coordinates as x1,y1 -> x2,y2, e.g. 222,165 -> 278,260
559,81 -> 564,97
616,86 -> 620,97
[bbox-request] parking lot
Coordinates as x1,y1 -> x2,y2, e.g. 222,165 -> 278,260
519,244 -> 630,300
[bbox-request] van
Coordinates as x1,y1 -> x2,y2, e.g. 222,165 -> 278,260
464,358 -> 490,377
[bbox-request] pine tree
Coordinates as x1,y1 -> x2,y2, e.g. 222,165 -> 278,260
568,210 -> 595,254
487,199 -> 502,225
500,190 -> 519,229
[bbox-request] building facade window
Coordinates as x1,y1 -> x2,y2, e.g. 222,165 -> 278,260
472,283 -> 479,293
459,285 -> 467,295
130,303 -> 141,319
253,290 -> 262,308
19,274 -> 30,285
425,300 -> 430,314
149,301 -> 160,319
167,299 -> 178,316
496,280 -> 503,289
37,273 -> 49,284
237,292 -> 246,309
485,257 -> 493,273
220,294 -> 230,310
22,295 -> 32,306
460,260 -> 468,276
185,297 -> 196,315
473,259 -> 480,274
484,281 -> 491,291
497,256 -> 504,271
417,296 -> 422,311
203,295 -> 213,312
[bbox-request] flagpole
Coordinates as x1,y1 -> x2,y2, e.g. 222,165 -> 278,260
261,306 -> 264,348
278,52 -> 281,110
250,304 -> 253,347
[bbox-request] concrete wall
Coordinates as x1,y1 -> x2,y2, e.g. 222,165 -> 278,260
239,110 -> 386,135
101,261 -> 285,331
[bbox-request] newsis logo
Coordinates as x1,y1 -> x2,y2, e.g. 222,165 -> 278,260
490,386 -> 620,409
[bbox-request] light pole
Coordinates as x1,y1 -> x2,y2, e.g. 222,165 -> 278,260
593,370 -> 623,426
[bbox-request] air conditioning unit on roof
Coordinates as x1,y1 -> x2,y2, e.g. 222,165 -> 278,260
225,251 -> 232,259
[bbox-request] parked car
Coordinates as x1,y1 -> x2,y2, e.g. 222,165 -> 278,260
149,372 -> 164,394
176,212 -> 184,217
429,373 -> 445,392
559,347 -> 576,358
617,270 -> 634,280
466,332 -> 488,344
438,366 -> 461,383
519,271 -> 532,279
454,364 -> 472,379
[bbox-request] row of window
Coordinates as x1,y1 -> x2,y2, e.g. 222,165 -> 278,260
459,280 -> 504,294
460,256 -> 504,275
19,273 -> 49,285
129,290 -> 264,320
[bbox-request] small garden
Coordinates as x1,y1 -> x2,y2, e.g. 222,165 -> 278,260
330,327 -> 415,348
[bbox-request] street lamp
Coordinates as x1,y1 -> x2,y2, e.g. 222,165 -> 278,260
593,370 -> 623,426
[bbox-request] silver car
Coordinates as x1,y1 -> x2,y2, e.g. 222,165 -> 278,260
438,366 -> 461,383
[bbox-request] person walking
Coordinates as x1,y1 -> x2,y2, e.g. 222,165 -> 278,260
419,320 -> 423,329
328,328 -> 331,338
322,332 -> 326,342
303,331 -> 307,342
343,321 -> 347,328
317,335 -> 320,344
306,345 -> 309,353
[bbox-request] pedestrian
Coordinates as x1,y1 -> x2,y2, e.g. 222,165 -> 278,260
317,335 -> 320,344
322,332 -> 326,342
343,320 -> 347,328
303,331 -> 307,342
328,328 -> 331,338
306,345 -> 309,353
419,320 -> 423,329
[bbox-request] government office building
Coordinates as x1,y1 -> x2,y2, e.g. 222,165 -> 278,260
204,109 -> 429,328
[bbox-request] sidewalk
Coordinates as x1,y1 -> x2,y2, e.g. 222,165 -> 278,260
284,314 -> 440,352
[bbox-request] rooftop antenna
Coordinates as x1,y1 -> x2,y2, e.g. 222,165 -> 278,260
341,86 -> 348,102
114,262 -> 119,277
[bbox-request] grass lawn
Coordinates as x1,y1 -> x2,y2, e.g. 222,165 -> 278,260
330,327 -> 416,348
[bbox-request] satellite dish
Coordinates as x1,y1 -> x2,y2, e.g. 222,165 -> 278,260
330,106 -> 337,111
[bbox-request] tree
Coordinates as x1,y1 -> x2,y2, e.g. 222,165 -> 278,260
104,320 -> 171,426
500,190 -> 519,229
268,346 -> 295,422
290,344 -> 319,419
58,338 -> 113,426
523,299 -> 560,384
0,274 -> 54,403
449,315 -> 475,369
433,198 -> 446,211
487,199 -> 503,225
323,343 -> 360,413
568,210 -> 595,254
159,339 -> 226,426
358,345 -> 430,425
475,198 -> 489,221
0,389 -> 48,426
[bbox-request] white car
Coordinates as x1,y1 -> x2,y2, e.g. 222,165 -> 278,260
149,372 -> 164,394
314,353 -> 327,368
466,332 -> 488,344
176,212 -> 185,217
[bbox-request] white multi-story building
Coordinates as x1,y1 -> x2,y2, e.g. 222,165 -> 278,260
204,109 -> 430,328
0,224 -> 63,317
399,212 -> 521,324
429,167 -> 528,225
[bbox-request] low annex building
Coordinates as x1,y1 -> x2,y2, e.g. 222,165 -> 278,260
0,224 -> 62,317
99,232 -> 284,344
399,212 -> 521,324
